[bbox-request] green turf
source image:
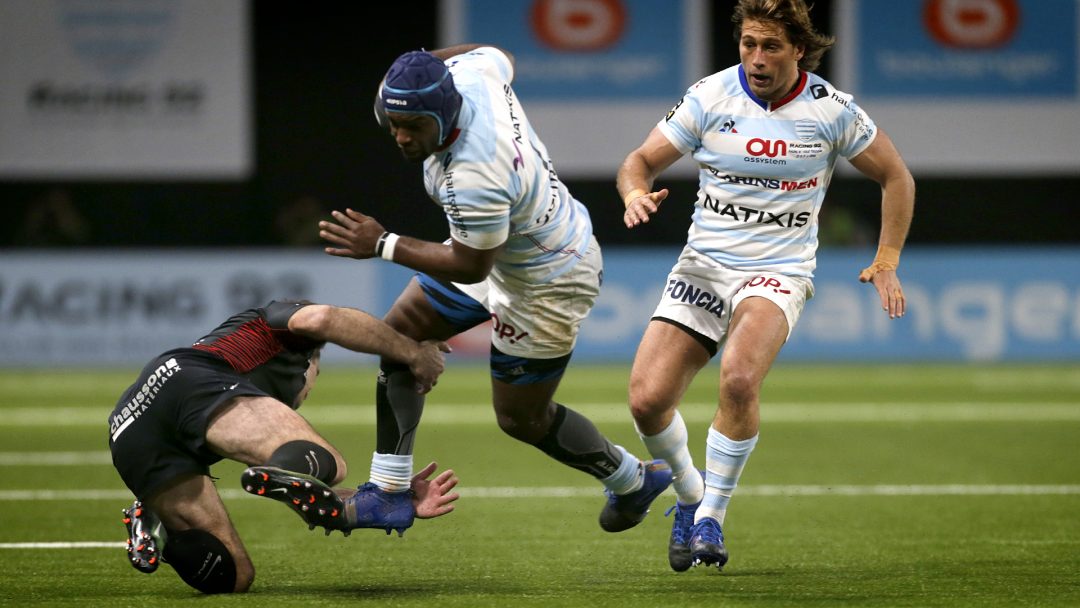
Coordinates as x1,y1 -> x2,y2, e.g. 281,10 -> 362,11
1,363 -> 1078,606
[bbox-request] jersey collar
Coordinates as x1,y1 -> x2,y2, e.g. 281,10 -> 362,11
436,128 -> 461,152
738,65 -> 807,112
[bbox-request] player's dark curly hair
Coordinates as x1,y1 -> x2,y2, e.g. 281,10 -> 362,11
733,0 -> 835,72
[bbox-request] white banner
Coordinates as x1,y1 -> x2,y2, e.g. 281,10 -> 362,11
0,0 -> 250,179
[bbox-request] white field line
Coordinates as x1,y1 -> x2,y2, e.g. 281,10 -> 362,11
2,485 -> 1079,503
0,451 -> 113,465
0,542 -> 125,549
5,402 -> 1080,426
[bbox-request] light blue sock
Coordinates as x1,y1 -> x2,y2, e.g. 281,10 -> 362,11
600,445 -> 642,495
696,428 -> 758,525
639,411 -> 702,505
369,452 -> 412,492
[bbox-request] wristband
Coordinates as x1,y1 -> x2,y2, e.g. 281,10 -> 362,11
858,244 -> 902,282
623,188 -> 647,208
380,232 -> 400,261
870,244 -> 901,270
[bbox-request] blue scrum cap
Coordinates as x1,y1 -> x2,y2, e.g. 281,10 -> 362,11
380,50 -> 462,144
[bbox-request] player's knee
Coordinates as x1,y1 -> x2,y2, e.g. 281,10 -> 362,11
234,560 -> 255,593
494,401 -> 555,443
266,440 -> 339,485
718,368 -> 760,407
628,390 -> 672,424
494,411 -> 526,440
331,456 -> 348,486
627,375 -> 677,419
163,529 -> 242,594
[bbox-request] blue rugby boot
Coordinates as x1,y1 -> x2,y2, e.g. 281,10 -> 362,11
242,466 -> 349,535
345,482 -> 415,536
599,459 -> 673,532
666,469 -> 706,571
665,500 -> 700,572
122,500 -> 166,573
689,518 -> 729,569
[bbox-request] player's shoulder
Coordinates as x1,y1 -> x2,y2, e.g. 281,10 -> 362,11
684,65 -> 741,98
429,144 -> 506,194
448,46 -> 512,84
261,299 -> 313,331
800,72 -> 861,114
673,66 -> 743,120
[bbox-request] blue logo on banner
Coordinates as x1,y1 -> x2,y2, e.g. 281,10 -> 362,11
456,0 -> 686,100
856,0 -> 1077,98
57,0 -> 176,79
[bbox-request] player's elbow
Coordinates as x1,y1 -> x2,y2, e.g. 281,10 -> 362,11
454,267 -> 491,284
448,257 -> 494,284
288,304 -> 335,338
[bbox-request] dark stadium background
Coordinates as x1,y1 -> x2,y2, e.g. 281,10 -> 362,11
1,0 -> 1076,249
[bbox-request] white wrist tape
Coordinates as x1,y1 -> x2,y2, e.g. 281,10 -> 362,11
380,232 -> 400,262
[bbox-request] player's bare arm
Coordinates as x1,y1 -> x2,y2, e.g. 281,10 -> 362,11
616,127 -> 682,228
287,304 -> 450,392
849,128 -> 916,319
321,208 -> 499,284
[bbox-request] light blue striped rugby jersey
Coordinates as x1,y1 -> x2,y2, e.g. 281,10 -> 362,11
657,64 -> 878,278
422,47 -> 593,284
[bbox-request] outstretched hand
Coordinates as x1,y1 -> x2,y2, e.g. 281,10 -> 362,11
411,461 -> 459,519
320,208 -> 387,259
624,188 -> 669,228
859,266 -> 906,319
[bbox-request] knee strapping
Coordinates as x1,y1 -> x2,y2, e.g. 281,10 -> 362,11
163,529 -> 237,594
266,440 -> 337,484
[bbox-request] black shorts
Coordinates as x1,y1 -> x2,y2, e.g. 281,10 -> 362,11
108,349 -> 269,500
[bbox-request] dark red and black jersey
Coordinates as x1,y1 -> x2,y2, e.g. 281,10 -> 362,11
191,300 -> 324,408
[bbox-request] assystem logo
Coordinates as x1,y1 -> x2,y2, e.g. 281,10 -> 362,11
923,0 -> 1020,49
530,0 -> 626,51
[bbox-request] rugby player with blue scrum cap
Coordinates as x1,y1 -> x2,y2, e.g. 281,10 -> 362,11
615,0 -> 915,572
320,45 -> 672,537
110,300 -> 458,594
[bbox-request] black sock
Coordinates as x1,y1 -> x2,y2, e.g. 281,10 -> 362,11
375,360 -> 426,455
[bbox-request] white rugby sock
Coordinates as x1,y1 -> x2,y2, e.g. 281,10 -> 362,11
696,428 -> 758,525
639,411 -> 703,505
369,452 -> 413,492
600,445 -> 643,495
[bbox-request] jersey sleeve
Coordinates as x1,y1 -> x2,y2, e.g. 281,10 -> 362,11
443,166 -> 511,250
832,92 -> 878,159
262,300 -> 324,351
656,84 -> 707,155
